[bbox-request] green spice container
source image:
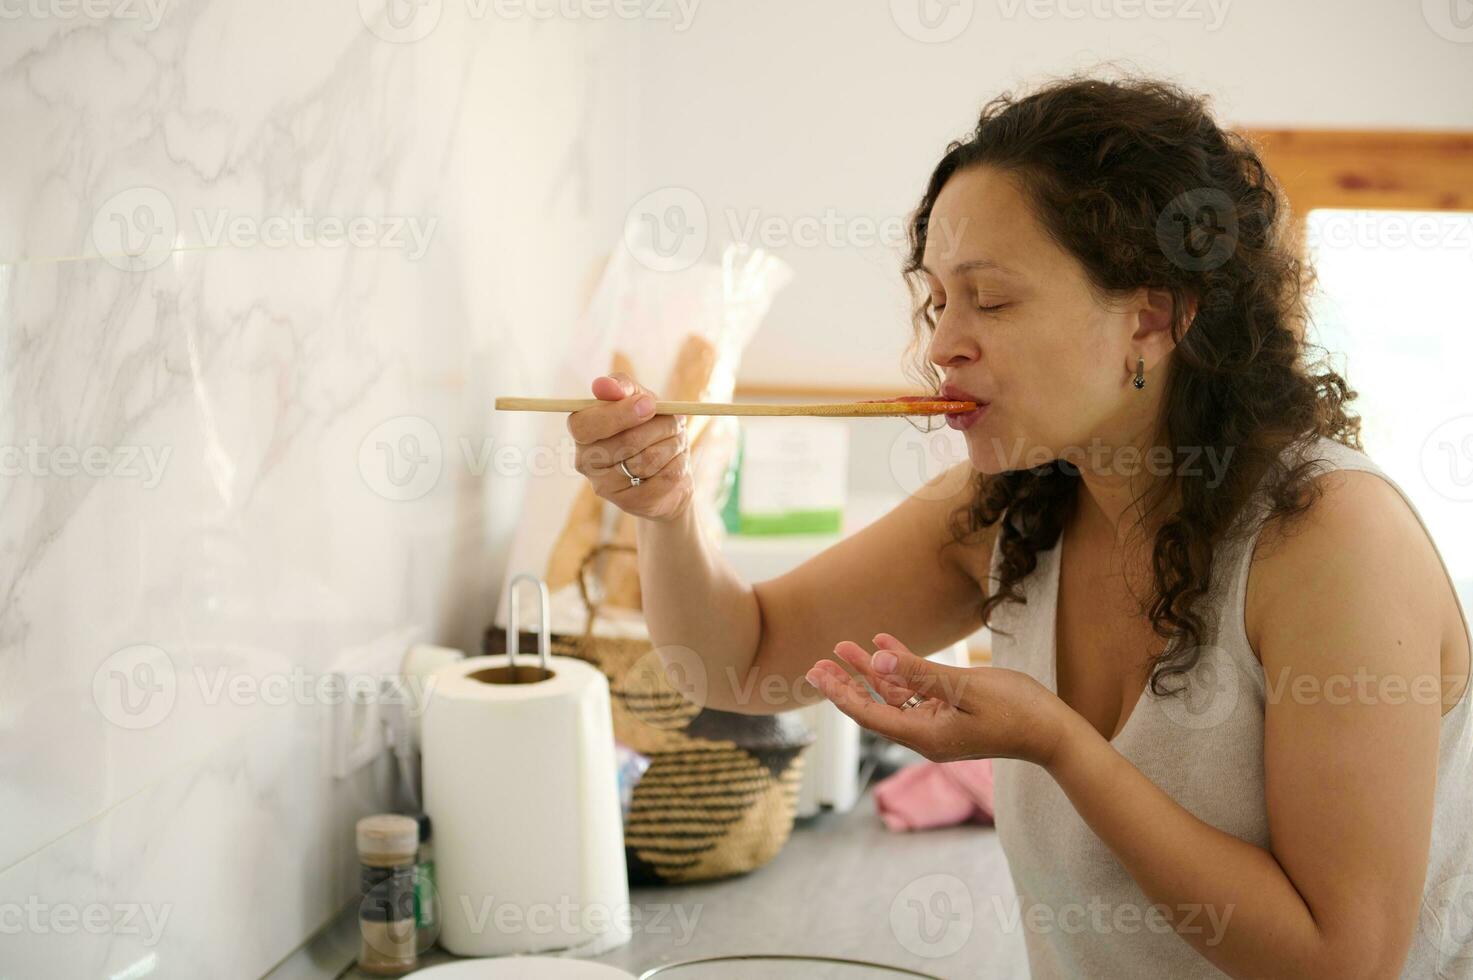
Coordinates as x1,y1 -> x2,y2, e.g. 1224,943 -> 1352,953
413,813 -> 438,954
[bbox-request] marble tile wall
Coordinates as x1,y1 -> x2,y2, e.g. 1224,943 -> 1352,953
0,2 -> 636,975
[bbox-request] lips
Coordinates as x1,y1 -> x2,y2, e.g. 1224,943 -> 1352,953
940,382 -> 989,408
939,381 -> 989,431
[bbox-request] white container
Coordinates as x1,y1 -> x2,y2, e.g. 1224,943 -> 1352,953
422,576 -> 630,957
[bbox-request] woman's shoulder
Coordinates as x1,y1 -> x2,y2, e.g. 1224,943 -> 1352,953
1248,434 -> 1411,563
1243,436 -> 1469,697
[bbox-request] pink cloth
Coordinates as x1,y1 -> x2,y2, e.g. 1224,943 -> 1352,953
872,759 -> 995,831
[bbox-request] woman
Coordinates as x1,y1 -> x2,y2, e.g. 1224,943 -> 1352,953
566,76 -> 1472,978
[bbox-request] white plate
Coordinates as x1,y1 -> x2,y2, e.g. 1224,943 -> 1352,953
408,957 -> 636,980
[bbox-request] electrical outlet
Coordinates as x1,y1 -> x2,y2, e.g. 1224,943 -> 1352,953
330,624 -> 424,779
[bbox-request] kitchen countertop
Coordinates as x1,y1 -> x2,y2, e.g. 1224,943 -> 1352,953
339,787 -> 1027,979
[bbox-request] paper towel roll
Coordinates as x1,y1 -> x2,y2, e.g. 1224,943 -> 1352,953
402,643 -> 466,748
423,654 -> 631,958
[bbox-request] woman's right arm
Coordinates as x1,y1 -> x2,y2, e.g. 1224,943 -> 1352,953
570,372 -> 994,714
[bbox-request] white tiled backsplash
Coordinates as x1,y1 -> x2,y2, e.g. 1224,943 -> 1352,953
0,6 -> 636,976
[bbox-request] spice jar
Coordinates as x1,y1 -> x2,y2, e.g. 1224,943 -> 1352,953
356,814 -> 419,975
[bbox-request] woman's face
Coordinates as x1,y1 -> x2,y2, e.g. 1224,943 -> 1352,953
921,164 -> 1166,475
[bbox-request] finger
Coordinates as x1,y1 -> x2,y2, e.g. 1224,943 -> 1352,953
591,432 -> 686,481
581,416 -> 682,473
590,374 -> 631,401
570,379 -> 658,444
805,660 -> 928,742
605,443 -> 689,497
832,640 -> 920,707
870,633 -> 974,708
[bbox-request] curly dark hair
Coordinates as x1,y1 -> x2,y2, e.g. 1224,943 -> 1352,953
903,74 -> 1362,695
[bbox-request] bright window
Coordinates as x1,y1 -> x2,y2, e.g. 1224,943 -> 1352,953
1305,209 -> 1473,612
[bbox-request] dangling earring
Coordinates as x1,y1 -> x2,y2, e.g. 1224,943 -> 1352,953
1133,356 -> 1146,390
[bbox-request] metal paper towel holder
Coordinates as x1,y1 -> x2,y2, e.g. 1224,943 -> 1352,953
470,572 -> 556,685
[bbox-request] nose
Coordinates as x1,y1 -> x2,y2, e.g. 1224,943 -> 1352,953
926,311 -> 980,370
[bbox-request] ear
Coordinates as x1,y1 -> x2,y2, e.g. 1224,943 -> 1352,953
1127,287 -> 1196,375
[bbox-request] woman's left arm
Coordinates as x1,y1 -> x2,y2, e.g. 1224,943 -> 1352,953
806,471 -> 1448,980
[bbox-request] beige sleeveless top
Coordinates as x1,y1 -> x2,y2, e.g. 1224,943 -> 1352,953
989,436 -> 1473,979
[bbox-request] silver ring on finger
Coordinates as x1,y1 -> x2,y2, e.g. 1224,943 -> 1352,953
899,692 -> 926,711
618,458 -> 642,487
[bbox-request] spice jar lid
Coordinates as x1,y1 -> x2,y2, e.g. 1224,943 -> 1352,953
356,814 -> 419,860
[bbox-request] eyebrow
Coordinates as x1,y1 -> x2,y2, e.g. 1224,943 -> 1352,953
919,258 -> 1021,278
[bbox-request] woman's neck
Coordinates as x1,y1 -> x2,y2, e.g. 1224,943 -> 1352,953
1065,420 -> 1178,553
